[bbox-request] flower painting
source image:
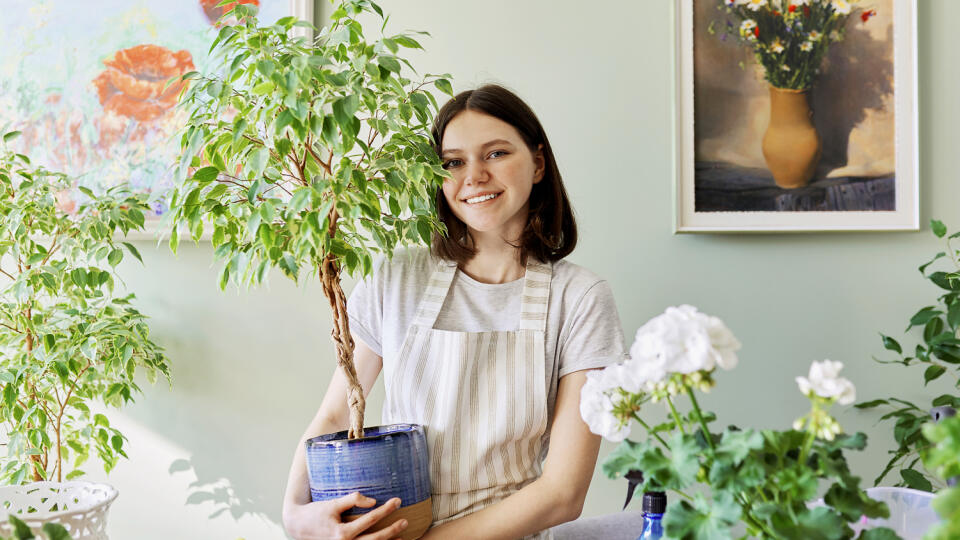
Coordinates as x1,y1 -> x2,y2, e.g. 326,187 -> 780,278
674,0 -> 918,232
0,0 -> 289,225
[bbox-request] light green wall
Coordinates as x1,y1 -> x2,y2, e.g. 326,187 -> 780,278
94,1 -> 960,537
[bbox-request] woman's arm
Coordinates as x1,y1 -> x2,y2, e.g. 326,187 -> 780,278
420,369 -> 601,540
282,338 -> 405,539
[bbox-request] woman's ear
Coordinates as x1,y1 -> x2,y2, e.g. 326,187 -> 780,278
533,144 -> 545,184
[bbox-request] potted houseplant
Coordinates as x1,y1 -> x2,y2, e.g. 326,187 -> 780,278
166,1 -> 451,537
0,131 -> 169,538
581,305 -> 899,539
857,220 -> 960,491
718,0 -> 874,188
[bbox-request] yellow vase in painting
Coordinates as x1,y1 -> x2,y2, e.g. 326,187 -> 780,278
761,86 -> 822,189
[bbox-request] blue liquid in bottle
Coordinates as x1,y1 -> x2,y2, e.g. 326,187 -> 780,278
636,491 -> 666,540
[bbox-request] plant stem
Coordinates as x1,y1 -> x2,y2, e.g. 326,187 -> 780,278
685,385 -> 714,451
633,415 -> 669,448
665,395 -> 686,435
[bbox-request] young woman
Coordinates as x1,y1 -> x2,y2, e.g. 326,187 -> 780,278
282,84 -> 627,540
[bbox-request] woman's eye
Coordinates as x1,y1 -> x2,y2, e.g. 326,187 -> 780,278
442,159 -> 463,169
489,150 -> 507,159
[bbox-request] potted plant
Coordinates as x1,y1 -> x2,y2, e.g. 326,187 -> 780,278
717,0 -> 874,188
581,305 -> 899,538
922,414 -> 960,539
166,1 -> 450,536
0,131 -> 169,538
857,220 -> 960,491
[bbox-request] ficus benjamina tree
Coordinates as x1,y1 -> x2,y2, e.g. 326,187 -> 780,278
0,131 -> 169,485
167,0 -> 451,439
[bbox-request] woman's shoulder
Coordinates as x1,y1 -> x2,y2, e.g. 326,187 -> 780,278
549,258 -> 616,309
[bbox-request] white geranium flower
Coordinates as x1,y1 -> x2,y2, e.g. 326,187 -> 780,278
832,0 -> 852,15
745,0 -> 767,11
580,369 -> 631,441
630,305 -> 741,375
611,357 -> 668,394
800,41 -> 814,52
770,38 -> 785,53
796,360 -> 856,405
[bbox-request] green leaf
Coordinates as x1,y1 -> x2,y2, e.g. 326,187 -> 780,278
80,337 -> 98,361
194,166 -> 220,182
435,78 -> 453,96
854,399 -> 888,409
41,522 -> 72,540
256,60 -> 275,77
70,268 -> 88,288
908,306 -> 943,330
249,147 -> 269,177
108,248 -> 123,267
880,334 -> 902,354
7,515 -> 34,538
3,130 -> 23,142
122,242 -> 143,263
932,219 -> 947,238
333,94 -> 360,130
900,468 -> 933,491
252,81 -> 275,95
858,528 -> 902,540
663,492 -> 739,540
377,55 -> 401,73
925,364 -> 947,385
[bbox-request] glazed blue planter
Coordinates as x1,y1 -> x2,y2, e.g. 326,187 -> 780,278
305,423 -> 432,539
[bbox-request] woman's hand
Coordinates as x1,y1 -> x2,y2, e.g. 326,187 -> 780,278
283,492 -> 408,540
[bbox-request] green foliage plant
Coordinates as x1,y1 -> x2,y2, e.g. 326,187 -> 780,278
922,415 -> 960,540
857,220 -> 960,492
584,307 -> 897,539
167,0 -> 451,439
0,131 -> 169,484
601,374 -> 895,539
716,0 -> 869,90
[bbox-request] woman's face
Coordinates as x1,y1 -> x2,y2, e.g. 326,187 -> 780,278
440,110 -> 544,244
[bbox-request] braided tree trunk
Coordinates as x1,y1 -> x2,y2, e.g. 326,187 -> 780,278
319,210 -> 365,440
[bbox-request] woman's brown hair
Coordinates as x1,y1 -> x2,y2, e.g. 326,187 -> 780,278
430,84 -> 577,265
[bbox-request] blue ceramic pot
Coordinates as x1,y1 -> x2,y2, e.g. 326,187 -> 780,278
305,423 -> 432,538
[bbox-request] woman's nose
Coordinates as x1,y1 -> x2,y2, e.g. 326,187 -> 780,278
463,159 -> 488,185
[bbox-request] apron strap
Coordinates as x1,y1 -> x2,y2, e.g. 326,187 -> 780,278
411,258 -> 553,331
518,261 -> 552,332
411,260 -> 458,328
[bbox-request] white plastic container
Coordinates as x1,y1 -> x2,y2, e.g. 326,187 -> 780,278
849,487 -> 938,540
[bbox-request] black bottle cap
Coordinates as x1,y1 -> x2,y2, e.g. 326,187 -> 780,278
642,491 -> 666,514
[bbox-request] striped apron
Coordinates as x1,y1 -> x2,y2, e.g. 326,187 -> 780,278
382,259 -> 553,540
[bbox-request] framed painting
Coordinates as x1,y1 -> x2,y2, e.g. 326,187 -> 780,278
0,0 -> 312,236
674,0 -> 918,232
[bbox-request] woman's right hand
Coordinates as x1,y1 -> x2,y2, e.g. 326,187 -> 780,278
283,492 -> 408,540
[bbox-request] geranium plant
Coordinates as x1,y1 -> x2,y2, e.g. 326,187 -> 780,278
716,0 -> 874,90
0,131 -> 169,484
921,414 -> 960,540
167,0 -> 450,439
582,305 -> 897,539
857,219 -> 960,492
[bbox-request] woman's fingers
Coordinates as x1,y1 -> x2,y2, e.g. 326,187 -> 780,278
358,514 -> 408,540
343,496 -> 402,538
332,492 -> 377,514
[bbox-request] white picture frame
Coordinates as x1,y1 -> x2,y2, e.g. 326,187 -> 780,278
673,0 -> 919,233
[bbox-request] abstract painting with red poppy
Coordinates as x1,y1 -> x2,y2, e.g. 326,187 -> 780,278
0,0 -> 288,223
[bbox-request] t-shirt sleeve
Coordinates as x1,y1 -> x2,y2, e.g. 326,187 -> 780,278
346,257 -> 386,357
557,280 -> 628,377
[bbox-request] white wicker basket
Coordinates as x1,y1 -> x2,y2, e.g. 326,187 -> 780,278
0,482 -> 118,540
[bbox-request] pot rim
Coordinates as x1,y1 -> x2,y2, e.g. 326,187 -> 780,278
0,481 -> 119,522
306,423 -> 424,448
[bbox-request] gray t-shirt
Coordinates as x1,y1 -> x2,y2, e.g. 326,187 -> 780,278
347,247 -> 627,422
